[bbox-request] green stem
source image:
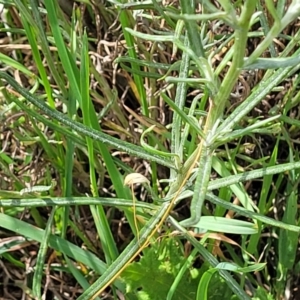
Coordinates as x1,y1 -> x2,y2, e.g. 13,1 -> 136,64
180,0 -> 205,58
180,0 -> 257,227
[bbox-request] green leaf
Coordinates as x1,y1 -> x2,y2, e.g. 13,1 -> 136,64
0,71 -> 175,169
192,217 -> 257,235
215,262 -> 266,273
123,238 -> 198,300
197,269 -> 234,300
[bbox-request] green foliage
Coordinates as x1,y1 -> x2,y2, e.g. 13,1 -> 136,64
1,0 -> 300,299
204,272 -> 234,300
122,238 -> 234,300
123,239 -> 198,300
253,287 -> 276,300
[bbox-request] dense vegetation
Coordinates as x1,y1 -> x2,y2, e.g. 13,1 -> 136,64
1,1 -> 300,299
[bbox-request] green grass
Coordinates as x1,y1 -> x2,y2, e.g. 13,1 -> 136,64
1,0 -> 300,299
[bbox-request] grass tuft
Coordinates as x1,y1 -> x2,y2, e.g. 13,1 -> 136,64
1,1 -> 300,299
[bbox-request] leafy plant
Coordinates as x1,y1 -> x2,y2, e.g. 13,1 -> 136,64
1,0 -> 300,299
